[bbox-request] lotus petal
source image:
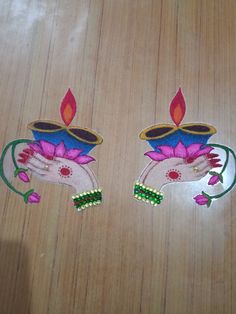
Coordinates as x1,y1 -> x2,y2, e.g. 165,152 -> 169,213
40,140 -> 55,157
194,146 -> 213,158
64,149 -> 82,160
55,141 -> 66,157
174,141 -> 187,158
187,143 -> 202,157
158,145 -> 174,158
28,142 -> 42,154
75,155 -> 95,164
144,151 -> 167,161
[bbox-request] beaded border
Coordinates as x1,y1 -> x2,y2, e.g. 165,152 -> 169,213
72,189 -> 102,211
134,182 -> 164,206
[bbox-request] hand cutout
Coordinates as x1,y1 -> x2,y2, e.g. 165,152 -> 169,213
18,146 -> 98,195
139,155 -> 215,190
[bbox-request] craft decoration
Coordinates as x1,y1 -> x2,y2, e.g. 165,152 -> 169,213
0,89 -> 103,211
135,88 -> 236,207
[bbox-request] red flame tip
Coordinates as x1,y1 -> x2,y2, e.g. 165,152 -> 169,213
60,88 -> 77,126
169,88 -> 186,126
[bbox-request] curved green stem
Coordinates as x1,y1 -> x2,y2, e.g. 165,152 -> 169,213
11,142 -> 28,175
0,139 -> 32,197
206,143 -> 236,200
12,143 -> 20,170
221,147 -> 229,174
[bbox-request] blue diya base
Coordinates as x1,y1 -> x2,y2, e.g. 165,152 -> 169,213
148,129 -> 213,150
32,130 -> 95,155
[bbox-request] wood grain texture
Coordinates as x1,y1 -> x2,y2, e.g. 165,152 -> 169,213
0,0 -> 236,313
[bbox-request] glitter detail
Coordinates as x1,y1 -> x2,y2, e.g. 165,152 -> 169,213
72,189 -> 102,211
133,182 -> 164,206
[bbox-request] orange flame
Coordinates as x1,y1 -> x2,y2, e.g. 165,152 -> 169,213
60,89 -> 77,126
169,88 -> 186,126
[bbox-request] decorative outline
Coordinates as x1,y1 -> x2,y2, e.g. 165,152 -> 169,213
28,120 -> 103,145
139,123 -> 217,140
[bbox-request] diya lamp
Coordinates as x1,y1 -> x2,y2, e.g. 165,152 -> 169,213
135,88 -> 236,207
28,89 -> 103,154
139,88 -> 216,149
0,89 -> 103,207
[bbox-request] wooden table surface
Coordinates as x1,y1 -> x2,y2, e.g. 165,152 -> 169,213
0,1 -> 236,313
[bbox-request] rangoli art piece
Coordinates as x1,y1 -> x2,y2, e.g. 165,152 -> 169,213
134,89 -> 236,207
0,89 -> 103,211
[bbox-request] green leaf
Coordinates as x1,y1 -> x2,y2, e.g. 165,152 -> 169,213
207,198 -> 212,208
201,191 -> 212,207
208,171 -> 219,176
218,173 -> 224,183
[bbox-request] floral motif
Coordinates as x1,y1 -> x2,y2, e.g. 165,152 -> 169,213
145,141 -> 213,162
27,140 -> 95,165
208,175 -> 220,186
193,193 -> 212,207
18,171 -> 30,183
165,169 -> 182,181
27,191 -> 41,203
58,165 -> 73,178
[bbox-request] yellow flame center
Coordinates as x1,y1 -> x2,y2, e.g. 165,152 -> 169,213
174,104 -> 183,125
63,103 -> 73,123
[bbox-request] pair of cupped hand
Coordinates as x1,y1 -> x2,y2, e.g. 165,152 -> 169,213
18,146 -> 221,193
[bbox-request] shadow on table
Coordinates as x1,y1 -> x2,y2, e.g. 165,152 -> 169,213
0,241 -> 31,314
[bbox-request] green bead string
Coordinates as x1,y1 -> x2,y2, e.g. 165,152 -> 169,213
72,189 -> 102,210
134,182 -> 164,206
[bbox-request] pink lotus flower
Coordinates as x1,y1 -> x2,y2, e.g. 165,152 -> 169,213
145,141 -> 213,162
18,171 -> 30,183
208,175 -> 220,186
28,140 -> 95,165
28,192 -> 41,203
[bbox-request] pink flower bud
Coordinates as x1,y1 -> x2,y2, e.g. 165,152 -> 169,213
208,175 -> 220,186
18,171 -> 30,183
193,194 -> 209,206
28,192 -> 41,204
